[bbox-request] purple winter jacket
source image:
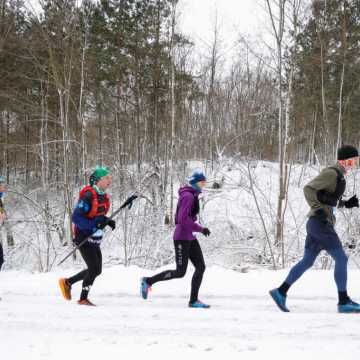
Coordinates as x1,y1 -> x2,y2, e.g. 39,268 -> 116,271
173,185 -> 204,241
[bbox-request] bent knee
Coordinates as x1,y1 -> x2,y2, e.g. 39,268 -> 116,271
339,253 -> 348,264
298,257 -> 316,269
174,269 -> 187,278
88,266 -> 102,277
332,248 -> 348,263
306,259 -> 316,268
197,264 -> 206,273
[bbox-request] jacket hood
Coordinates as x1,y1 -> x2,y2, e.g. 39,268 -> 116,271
178,185 -> 199,196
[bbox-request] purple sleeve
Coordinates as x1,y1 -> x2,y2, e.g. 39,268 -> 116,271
177,194 -> 204,233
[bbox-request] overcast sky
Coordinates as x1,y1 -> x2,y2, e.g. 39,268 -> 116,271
179,0 -> 264,41
178,0 -> 267,52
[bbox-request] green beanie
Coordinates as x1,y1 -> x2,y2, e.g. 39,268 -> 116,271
89,166 -> 110,186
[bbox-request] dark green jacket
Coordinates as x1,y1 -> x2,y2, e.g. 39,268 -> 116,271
303,163 -> 345,225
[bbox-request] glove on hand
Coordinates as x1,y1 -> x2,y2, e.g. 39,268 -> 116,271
107,219 -> 116,230
96,216 -> 116,230
202,228 -> 211,237
341,195 -> 359,209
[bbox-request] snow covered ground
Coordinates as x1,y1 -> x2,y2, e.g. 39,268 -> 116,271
2,160 -> 360,359
2,265 -> 360,359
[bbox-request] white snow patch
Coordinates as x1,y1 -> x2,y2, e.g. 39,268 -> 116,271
2,265 -> 360,359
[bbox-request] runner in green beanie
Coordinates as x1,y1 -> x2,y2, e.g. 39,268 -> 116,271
89,166 -> 110,187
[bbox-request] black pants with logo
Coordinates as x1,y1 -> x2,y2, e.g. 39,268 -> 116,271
147,239 -> 206,303
0,242 -> 4,270
67,241 -> 102,300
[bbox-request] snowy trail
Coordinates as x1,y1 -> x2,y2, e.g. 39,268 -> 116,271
2,266 -> 360,359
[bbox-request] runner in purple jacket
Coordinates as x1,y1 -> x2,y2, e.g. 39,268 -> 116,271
140,170 -> 211,308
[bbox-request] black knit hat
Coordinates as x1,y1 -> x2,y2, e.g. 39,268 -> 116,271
337,145 -> 359,160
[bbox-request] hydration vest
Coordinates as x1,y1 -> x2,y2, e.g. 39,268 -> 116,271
0,198 -> 4,214
329,166 -> 346,202
175,191 -> 200,224
79,185 -> 110,218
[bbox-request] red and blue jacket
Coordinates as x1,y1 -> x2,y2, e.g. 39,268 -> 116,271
72,186 -> 110,239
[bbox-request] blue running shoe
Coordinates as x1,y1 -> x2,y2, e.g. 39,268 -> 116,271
140,277 -> 151,299
338,300 -> 360,313
269,288 -> 290,312
188,300 -> 210,309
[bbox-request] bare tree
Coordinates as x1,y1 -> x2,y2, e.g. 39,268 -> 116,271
169,0 -> 178,224
265,0 -> 304,267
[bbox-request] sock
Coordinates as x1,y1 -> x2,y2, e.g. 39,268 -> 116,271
338,291 -> 350,305
278,282 -> 291,297
80,285 -> 91,300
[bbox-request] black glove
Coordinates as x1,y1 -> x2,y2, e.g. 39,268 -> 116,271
314,208 -> 328,224
347,239 -> 357,250
339,195 -> 359,209
107,219 -> 116,230
316,190 -> 338,207
121,194 -> 138,209
96,216 -> 107,230
96,216 -> 116,230
202,227 -> 211,237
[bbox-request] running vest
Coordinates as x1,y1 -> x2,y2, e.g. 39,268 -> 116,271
0,198 -> 4,214
175,192 -> 199,224
79,186 -> 110,218
328,166 -> 346,202
316,167 -> 346,207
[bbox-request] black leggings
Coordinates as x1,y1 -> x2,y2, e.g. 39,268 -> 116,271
147,240 -> 206,303
0,242 -> 3,270
67,242 -> 102,300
